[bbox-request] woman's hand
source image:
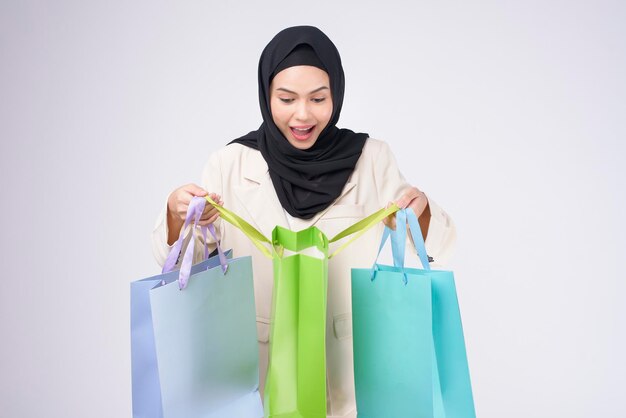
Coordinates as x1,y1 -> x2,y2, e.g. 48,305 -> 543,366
384,186 -> 431,239
166,184 -> 223,245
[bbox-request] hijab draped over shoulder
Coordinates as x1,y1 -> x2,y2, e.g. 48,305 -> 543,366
229,26 -> 368,219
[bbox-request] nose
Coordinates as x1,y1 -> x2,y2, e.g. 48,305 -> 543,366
294,100 -> 311,121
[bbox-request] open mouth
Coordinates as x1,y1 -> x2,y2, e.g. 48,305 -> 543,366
289,125 -> 315,141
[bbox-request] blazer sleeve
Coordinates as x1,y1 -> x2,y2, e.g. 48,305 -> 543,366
371,139 -> 457,266
151,151 -> 224,268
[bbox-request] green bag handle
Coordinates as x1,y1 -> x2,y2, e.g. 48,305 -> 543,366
327,203 -> 399,258
204,196 -> 273,259
205,196 -> 399,259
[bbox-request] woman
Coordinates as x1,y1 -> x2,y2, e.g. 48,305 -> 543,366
152,25 -> 456,418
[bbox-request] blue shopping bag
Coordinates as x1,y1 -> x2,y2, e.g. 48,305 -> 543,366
352,209 -> 475,418
131,198 -> 262,418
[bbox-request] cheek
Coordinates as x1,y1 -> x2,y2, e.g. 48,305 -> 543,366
318,103 -> 333,126
270,102 -> 289,127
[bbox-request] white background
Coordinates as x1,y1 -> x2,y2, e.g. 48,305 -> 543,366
1,1 -> 624,417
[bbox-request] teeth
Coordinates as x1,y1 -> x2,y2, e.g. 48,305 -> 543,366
293,127 -> 313,132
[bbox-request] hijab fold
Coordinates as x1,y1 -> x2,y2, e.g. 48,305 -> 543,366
230,26 -> 368,219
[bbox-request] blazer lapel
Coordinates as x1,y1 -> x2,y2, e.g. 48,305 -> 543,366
232,151 -> 287,239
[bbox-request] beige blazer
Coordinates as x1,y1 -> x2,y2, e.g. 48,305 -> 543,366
152,138 -> 456,418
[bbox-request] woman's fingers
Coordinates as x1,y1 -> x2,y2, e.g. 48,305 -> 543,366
168,184 -> 224,227
200,193 -> 222,217
168,184 -> 223,226
383,187 -> 428,230
200,207 -> 218,221
395,187 -> 421,209
183,183 -> 208,197
196,193 -> 224,226
396,187 -> 427,216
198,213 -> 220,227
207,193 -> 223,206
407,191 -> 428,217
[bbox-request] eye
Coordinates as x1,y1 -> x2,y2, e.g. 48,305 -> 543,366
311,97 -> 326,103
279,97 -> 294,104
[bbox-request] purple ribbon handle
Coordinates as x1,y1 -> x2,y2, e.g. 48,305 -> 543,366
161,197 -> 228,289
208,223 -> 229,275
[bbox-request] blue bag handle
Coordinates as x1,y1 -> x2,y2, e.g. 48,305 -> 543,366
371,208 -> 431,282
373,209 -> 406,264
392,207 -> 431,271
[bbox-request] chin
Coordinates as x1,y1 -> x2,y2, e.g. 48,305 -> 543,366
287,136 -> 318,150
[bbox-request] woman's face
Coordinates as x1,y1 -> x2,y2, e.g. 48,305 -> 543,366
270,65 -> 333,150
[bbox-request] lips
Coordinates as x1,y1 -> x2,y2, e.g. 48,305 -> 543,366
289,125 -> 315,141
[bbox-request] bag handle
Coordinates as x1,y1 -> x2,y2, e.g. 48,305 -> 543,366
162,197 -> 205,273
389,208 -> 431,270
204,196 -> 399,259
208,223 -> 229,275
371,208 -> 431,282
370,209 -> 407,282
162,197 -> 229,289
205,196 -> 274,259
328,204 -> 400,258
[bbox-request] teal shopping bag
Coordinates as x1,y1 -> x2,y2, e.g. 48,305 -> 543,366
352,209 -> 475,418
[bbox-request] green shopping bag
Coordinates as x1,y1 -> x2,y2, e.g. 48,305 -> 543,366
205,197 -> 398,418
265,226 -> 328,418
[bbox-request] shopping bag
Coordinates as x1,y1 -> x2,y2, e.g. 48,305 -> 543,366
264,226 -> 329,418
352,209 -> 476,418
204,197 -> 399,418
131,198 -> 262,418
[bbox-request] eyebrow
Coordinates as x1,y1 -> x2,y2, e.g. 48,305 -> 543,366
275,86 -> 330,95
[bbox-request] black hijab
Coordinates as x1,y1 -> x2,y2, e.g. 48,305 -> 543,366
229,26 -> 368,219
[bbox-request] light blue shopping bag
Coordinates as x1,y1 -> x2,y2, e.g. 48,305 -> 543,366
131,198 -> 262,418
352,209 -> 475,418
